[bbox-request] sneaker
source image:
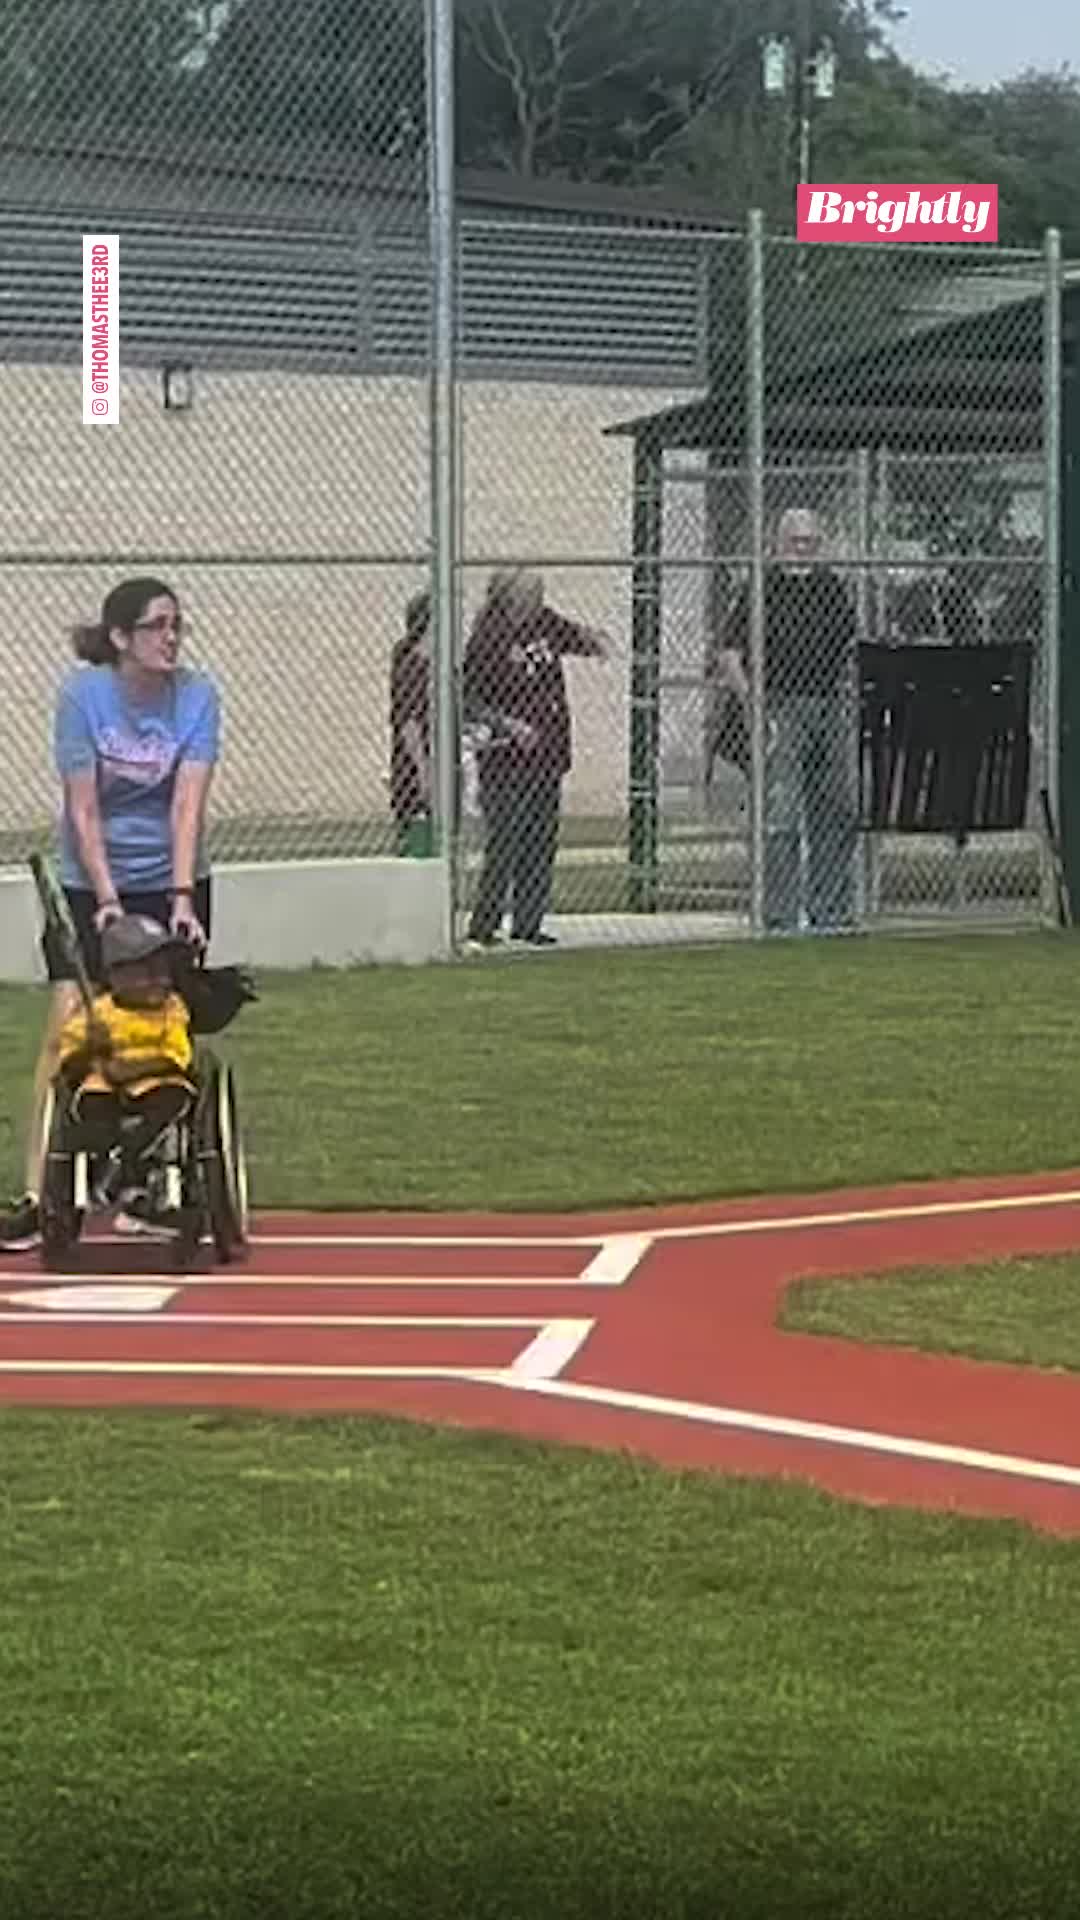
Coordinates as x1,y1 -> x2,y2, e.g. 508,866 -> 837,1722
511,931 -> 558,949
114,1192 -> 180,1242
0,1193 -> 41,1251
464,933 -> 503,954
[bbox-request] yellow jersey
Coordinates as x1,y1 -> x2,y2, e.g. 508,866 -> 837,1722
58,991 -> 195,1098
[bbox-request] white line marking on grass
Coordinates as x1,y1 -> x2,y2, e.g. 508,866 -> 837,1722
483,1374 -> 1080,1492
247,1184 -> 1080,1248
507,1319 -> 595,1382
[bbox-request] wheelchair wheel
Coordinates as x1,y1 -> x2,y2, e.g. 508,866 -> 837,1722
38,1082 -> 85,1265
197,1058 -> 249,1262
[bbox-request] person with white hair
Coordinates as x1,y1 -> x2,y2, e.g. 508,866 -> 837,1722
723,507 -> 859,934
462,567 -> 608,949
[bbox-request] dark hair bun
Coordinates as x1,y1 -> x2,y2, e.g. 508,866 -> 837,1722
71,621 -> 117,665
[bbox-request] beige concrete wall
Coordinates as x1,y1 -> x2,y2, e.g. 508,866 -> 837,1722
0,363 -> 694,846
0,857 -> 452,981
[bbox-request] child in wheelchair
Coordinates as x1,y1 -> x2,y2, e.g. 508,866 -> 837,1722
56,914 -> 199,1235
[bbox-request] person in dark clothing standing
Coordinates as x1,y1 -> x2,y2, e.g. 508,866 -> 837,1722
726,508 -> 859,934
890,564 -> 981,646
389,590 -> 432,853
463,568 -> 608,950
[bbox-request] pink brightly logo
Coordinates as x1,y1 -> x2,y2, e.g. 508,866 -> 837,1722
797,185 -> 998,243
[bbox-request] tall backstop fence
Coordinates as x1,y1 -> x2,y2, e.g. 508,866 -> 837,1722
0,0 -> 1066,961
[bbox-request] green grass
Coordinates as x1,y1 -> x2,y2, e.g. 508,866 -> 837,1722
5,932 -> 1080,1212
4,936 -> 1080,1916
781,1253 -> 1080,1372
3,1407 -> 1080,1920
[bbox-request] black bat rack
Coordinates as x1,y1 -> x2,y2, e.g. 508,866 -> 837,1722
857,642 -> 1033,845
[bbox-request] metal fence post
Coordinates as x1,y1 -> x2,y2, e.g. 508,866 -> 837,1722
872,447 -> 889,642
746,209 -> 766,936
628,435 -> 662,912
853,446 -> 872,923
1061,271 -> 1080,917
1042,225 -> 1063,924
427,0 -> 458,951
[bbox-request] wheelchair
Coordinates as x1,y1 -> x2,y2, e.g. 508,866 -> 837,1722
37,1045 -> 249,1271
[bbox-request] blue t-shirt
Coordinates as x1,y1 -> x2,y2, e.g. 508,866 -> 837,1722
55,664 -> 221,893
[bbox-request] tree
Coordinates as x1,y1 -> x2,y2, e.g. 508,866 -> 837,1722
972,69 -> 1080,251
198,0 -> 426,157
1,0 -> 1074,253
809,58 -> 1080,251
0,0 -> 201,133
814,60 -> 1002,193
454,0 -> 908,182
457,0 -> 679,178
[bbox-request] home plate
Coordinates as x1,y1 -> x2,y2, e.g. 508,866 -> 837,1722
0,1285 -> 180,1314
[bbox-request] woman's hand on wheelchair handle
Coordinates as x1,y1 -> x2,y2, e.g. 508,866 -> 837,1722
93,900 -> 123,935
170,893 -> 207,952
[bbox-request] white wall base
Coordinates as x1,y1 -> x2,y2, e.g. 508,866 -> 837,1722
0,858 -> 452,983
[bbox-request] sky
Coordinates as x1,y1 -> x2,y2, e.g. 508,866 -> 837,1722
890,0 -> 1076,88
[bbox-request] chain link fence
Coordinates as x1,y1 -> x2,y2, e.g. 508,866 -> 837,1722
751,235 -> 1052,934
0,0 -> 432,872
452,223 -> 1059,945
0,2 -> 1063,954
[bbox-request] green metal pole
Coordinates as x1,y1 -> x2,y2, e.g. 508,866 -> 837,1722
1059,276 -> 1080,914
427,0 -> 458,948
629,434 -> 662,912
746,208 -> 767,935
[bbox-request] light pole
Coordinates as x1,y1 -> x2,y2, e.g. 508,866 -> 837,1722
761,30 -> 837,188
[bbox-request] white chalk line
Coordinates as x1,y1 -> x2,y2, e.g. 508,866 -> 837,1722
249,1185 -> 1080,1248
0,1233 -> 652,1292
0,1318 -> 592,1386
0,1360 -> 511,1381
0,1285 -> 592,1382
3,1348 -> 1075,1485
0,1272 -> 614,1290
507,1319 -> 594,1382
481,1373 -> 1080,1493
12,1189 -> 1079,1266
0,1312 -> 581,1330
577,1237 -> 652,1283
4,1313 -> 1076,1487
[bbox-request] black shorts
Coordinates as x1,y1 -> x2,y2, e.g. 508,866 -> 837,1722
72,1082 -> 194,1152
42,878 -> 213,987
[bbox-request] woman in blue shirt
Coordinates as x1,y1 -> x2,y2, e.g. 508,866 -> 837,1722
1,575 -> 222,1249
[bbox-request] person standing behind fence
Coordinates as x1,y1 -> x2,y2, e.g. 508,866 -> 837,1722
0,576 -> 220,1250
726,508 -> 859,935
462,568 -> 608,950
890,562 -> 981,646
389,589 -> 433,854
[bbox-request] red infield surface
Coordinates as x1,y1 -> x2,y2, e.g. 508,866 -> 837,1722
3,1166 -> 1080,1535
